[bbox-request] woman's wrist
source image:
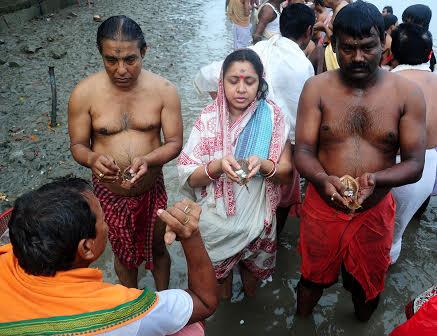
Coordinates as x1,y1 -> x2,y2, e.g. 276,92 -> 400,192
205,159 -> 222,180
211,159 -> 224,177
260,159 -> 276,177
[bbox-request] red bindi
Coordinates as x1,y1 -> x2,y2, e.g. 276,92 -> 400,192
239,74 -> 245,80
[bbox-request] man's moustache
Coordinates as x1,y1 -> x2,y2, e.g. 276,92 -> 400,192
348,63 -> 369,70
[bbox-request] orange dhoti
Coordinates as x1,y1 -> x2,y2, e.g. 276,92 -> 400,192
299,184 -> 395,300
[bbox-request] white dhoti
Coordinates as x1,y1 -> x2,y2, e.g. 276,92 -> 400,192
232,23 -> 252,50
390,148 -> 437,263
432,147 -> 437,196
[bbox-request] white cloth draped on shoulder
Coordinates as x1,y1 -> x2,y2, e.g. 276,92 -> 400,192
194,35 -> 314,144
178,79 -> 289,264
391,63 -> 432,73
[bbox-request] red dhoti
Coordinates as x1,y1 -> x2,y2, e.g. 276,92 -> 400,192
93,174 -> 167,270
299,183 -> 395,300
390,286 -> 437,336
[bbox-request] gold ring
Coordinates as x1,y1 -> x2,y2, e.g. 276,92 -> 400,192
98,173 -> 104,178
331,193 -> 336,201
183,216 -> 190,225
183,205 -> 191,214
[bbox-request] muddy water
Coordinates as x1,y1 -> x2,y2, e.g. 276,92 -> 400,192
0,0 -> 436,335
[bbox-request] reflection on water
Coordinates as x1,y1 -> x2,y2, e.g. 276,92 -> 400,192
89,0 -> 437,335
0,0 -> 434,333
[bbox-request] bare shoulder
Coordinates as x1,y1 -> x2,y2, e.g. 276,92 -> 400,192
388,71 -> 423,100
141,70 -> 179,98
70,71 -> 106,100
304,71 -> 334,90
259,3 -> 274,16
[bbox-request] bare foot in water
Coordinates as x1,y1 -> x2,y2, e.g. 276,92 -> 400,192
240,263 -> 257,297
218,273 -> 233,300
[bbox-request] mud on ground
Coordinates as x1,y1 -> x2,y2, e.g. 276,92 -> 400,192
0,0 -> 214,212
0,1 -> 436,335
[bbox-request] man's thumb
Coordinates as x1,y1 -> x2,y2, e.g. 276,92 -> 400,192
130,160 -> 140,173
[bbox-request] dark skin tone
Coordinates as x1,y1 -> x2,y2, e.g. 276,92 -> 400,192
76,194 -> 219,324
295,27 -> 426,320
295,29 -> 426,212
252,0 -> 282,44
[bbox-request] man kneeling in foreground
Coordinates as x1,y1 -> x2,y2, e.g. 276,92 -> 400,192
0,178 -> 218,336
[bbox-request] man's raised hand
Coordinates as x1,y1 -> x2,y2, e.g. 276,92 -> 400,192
157,199 -> 202,245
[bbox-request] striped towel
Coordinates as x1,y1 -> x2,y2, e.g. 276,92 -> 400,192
234,99 -> 272,160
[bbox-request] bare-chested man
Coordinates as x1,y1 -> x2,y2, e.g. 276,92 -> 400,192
295,2 -> 426,321
68,16 -> 183,289
389,23 -> 437,263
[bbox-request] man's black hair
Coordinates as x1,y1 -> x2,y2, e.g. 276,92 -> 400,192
391,23 -> 433,69
383,6 -> 393,15
222,49 -> 269,100
384,14 -> 398,31
402,4 -> 432,31
314,0 -> 325,7
280,3 -> 316,40
333,1 -> 385,43
8,177 -> 97,276
97,15 -> 147,53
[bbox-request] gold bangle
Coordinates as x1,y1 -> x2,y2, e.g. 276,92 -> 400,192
261,159 -> 276,177
205,160 -> 220,181
265,163 -> 277,179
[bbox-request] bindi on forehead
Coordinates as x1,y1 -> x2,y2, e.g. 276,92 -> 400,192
238,68 -> 255,79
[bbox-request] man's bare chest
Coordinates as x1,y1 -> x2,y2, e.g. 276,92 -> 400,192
90,99 -> 162,136
320,97 -> 400,147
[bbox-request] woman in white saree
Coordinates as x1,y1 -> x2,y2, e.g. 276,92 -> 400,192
177,49 -> 293,298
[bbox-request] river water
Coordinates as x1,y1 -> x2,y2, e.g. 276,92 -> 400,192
0,0 -> 436,335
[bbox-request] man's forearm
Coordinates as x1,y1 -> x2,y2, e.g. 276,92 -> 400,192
295,149 -> 327,186
70,144 -> 97,168
374,159 -> 424,188
143,141 -> 182,167
183,232 -> 218,322
253,34 -> 262,44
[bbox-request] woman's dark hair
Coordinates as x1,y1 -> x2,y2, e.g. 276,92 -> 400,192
384,14 -> 398,31
222,49 -> 269,100
383,6 -> 393,15
8,177 -> 97,276
97,15 -> 147,53
391,23 -> 433,70
333,1 -> 385,44
402,4 -> 432,30
280,3 -> 316,40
